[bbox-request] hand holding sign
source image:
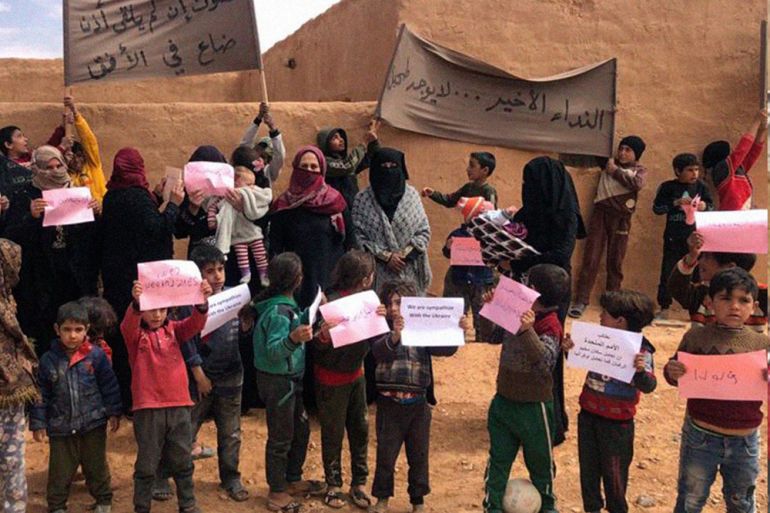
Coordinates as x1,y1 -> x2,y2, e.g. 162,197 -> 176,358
137,260 -> 205,311
680,194 -> 700,226
201,284 -> 251,337
42,187 -> 95,227
480,276 -> 540,335
183,162 -> 235,197
676,350 -> 767,401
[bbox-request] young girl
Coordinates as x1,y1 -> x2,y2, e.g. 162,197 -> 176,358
370,280 -> 469,513
248,252 -> 325,513
78,296 -> 117,363
312,250 -> 385,510
207,166 -> 273,286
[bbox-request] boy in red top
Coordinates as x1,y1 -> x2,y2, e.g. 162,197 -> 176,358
121,280 -> 212,513
702,109 -> 767,211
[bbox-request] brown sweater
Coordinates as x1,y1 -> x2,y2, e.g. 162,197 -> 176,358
665,324 -> 769,429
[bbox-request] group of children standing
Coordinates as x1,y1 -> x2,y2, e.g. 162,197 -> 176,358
0,100 -> 767,513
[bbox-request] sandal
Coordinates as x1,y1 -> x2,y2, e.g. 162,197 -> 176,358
151,479 -> 173,501
223,484 -> 249,502
349,487 -> 372,509
568,303 -> 586,319
267,499 -> 302,513
191,445 -> 214,460
323,489 -> 346,509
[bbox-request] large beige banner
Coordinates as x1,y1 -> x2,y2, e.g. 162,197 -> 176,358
63,0 -> 261,86
377,25 -> 616,157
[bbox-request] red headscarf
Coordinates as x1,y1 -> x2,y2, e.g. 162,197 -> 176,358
107,147 -> 155,203
271,145 -> 347,216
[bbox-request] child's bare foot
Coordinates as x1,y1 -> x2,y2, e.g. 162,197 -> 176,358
349,485 -> 372,509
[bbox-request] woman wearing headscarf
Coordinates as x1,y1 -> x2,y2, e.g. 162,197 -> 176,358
352,148 -> 431,295
100,147 -> 185,410
0,238 -> 39,513
501,155 -> 586,446
3,145 -> 100,355
269,145 -> 350,308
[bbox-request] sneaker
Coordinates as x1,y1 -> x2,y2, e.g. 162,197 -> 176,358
239,273 -> 252,284
568,302 -> 587,318
259,273 -> 270,288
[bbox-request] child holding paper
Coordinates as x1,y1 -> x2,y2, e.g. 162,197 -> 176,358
31,302 -> 121,513
370,280 -> 470,513
247,252 -> 326,512
121,278 -> 212,513
562,290 -> 656,513
442,196 -> 495,342
702,109 -> 767,211
207,166 -> 273,286
652,153 -> 714,319
312,250 -> 385,509
664,268 -> 769,513
482,263 -> 569,513
668,231 -> 767,332
422,151 -> 498,207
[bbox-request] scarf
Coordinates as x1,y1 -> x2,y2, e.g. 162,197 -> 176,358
513,156 -> 586,238
370,148 -> 408,221
0,239 -> 39,407
189,145 -> 227,163
31,145 -> 71,191
271,146 -> 347,231
107,147 -> 155,204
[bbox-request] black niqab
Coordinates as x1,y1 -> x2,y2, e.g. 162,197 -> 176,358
370,148 -> 409,221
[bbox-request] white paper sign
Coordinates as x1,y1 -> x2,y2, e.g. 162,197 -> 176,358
400,297 -> 465,347
42,187 -> 94,227
308,286 -> 323,326
319,290 -> 389,348
566,321 -> 643,383
201,284 -> 251,337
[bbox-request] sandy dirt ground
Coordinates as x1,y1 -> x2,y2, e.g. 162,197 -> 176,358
23,306 -> 767,513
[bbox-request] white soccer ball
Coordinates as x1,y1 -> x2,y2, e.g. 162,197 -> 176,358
502,478 -> 541,513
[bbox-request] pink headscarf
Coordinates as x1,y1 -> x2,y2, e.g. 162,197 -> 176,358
271,145 -> 347,216
107,147 -> 155,204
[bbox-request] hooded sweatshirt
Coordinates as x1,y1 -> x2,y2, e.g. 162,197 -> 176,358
253,295 -> 309,377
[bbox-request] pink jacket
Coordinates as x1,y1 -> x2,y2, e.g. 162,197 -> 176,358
120,303 -> 207,411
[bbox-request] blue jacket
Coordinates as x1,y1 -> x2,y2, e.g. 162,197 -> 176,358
30,340 -> 122,437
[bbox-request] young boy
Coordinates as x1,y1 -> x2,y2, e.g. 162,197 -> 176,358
122,279 -> 212,513
652,153 -> 714,318
563,290 -> 656,513
187,244 -> 249,501
483,263 -> 569,513
668,231 -> 767,332
702,109 -> 767,211
664,268 -> 769,513
30,302 -> 122,513
570,136 -> 647,318
422,151 -> 498,207
239,102 -> 286,189
370,280 -> 469,513
442,196 -> 495,341
0,125 -> 31,167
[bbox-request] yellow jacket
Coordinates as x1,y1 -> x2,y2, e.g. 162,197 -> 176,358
72,114 -> 107,201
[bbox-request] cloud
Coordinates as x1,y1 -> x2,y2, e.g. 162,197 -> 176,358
0,3 -> 10,13
0,28 -> 20,37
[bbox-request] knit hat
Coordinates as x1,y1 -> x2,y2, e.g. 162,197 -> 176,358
619,135 -> 646,160
702,140 -> 730,170
456,196 -> 494,223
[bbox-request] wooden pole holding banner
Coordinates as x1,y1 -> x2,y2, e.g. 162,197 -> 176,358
63,86 -> 74,143
761,20 -> 768,108
259,68 -> 269,104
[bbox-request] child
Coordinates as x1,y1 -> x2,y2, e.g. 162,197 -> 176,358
442,196 -> 495,341
667,231 -> 767,332
562,290 -> 656,513
249,252 -> 325,512
0,238 -> 40,512
239,101 -> 286,188
422,151 -> 498,207
30,301 -> 122,513
370,280 -> 470,513
187,244 -> 248,501
483,263 -> 569,513
121,279 -> 212,513
0,125 -> 31,167
702,109 -> 767,210
207,166 -> 273,286
312,250 -> 384,509
317,121 -> 380,209
664,268 -> 769,513
570,136 -> 647,318
78,296 -> 117,363
652,153 -> 714,318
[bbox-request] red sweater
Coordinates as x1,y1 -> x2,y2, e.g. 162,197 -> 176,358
120,303 -> 207,411
714,134 -> 764,211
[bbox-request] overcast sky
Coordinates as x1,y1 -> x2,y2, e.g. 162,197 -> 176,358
0,0 -> 341,58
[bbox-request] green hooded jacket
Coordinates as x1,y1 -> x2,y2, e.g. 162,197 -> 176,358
252,295 -> 309,377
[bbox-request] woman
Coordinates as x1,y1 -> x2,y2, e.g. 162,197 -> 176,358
352,148 -> 431,295
269,145 -> 350,308
100,147 -> 185,410
503,155 -> 586,446
4,145 -> 100,355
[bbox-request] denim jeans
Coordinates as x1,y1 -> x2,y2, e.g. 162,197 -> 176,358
674,417 -> 759,513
